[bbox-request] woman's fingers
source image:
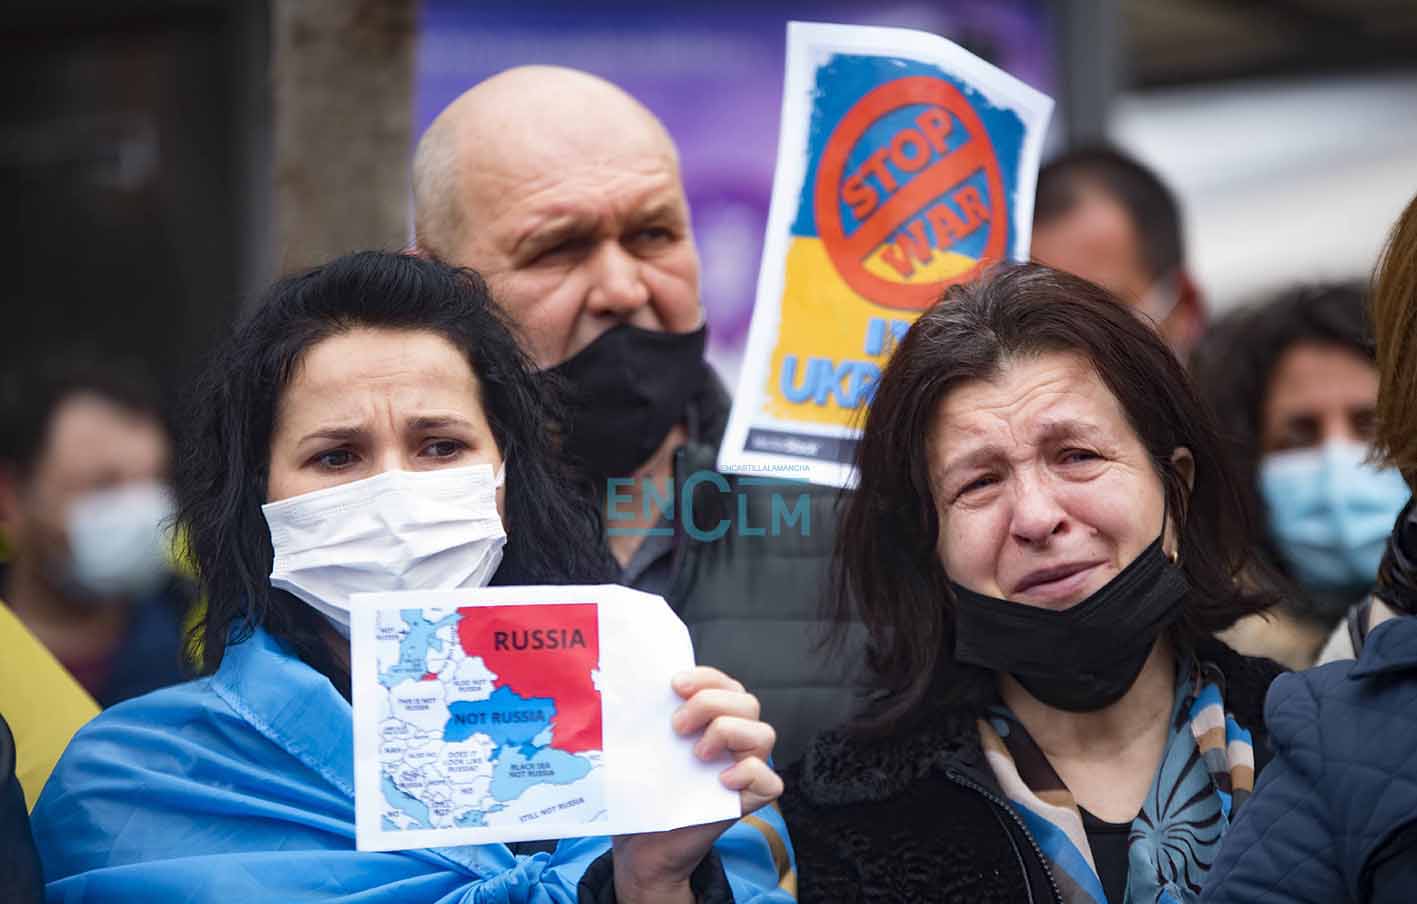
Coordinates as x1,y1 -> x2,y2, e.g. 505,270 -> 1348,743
671,666 -> 745,698
719,756 -> 783,817
669,669 -> 779,814
692,715 -> 776,762
671,687 -> 761,736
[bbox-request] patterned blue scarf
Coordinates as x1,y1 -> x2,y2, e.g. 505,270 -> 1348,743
976,659 -> 1255,904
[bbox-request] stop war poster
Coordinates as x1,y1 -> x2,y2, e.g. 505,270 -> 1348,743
718,22 -> 1053,488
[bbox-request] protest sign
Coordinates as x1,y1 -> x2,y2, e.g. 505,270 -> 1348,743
349,584 -> 740,851
718,22 -> 1054,487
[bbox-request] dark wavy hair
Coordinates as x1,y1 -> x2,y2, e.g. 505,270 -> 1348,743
176,251 -> 614,684
833,263 -> 1273,733
1190,284 -> 1373,614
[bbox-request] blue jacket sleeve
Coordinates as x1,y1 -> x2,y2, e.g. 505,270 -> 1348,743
1200,672 -> 1344,904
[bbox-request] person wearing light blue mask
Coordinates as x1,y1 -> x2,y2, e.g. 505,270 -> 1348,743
1193,284 -> 1408,668
1197,181 -> 1417,904
1261,440 -> 1409,594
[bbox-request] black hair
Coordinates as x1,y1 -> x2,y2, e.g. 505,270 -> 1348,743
176,251 -> 615,684
833,263 -> 1272,734
0,353 -> 167,478
1035,145 -> 1184,281
1190,283 -> 1374,612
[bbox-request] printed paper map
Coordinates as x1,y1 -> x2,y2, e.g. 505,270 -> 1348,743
373,604 -> 606,834
352,585 -> 741,852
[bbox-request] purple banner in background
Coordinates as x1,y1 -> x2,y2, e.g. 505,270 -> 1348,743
417,1 -> 1053,386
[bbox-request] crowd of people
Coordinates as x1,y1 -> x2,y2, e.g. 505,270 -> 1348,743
2,62 -> 1416,903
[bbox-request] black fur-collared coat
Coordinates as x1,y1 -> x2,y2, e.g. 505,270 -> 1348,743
780,638 -> 1283,903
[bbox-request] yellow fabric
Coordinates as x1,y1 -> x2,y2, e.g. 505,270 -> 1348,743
0,600 -> 99,811
743,803 -> 798,898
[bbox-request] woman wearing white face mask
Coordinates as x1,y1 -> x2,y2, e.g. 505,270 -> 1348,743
29,252 -> 790,904
0,357 -> 191,707
1191,285 -> 1410,669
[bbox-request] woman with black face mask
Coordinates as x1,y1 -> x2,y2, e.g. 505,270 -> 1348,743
780,264 -> 1283,904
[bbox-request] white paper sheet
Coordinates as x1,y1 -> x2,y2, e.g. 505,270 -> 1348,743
349,584 -> 741,852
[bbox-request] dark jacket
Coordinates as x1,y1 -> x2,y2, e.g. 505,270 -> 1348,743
0,714 -> 43,903
656,372 -> 864,766
1202,616 -> 1417,904
781,638 -> 1282,903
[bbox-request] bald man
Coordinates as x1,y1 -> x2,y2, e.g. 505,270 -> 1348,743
414,67 -> 861,768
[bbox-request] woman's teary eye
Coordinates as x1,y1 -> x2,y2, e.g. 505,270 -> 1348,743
532,243 -> 566,264
1060,448 -> 1098,464
956,474 -> 997,500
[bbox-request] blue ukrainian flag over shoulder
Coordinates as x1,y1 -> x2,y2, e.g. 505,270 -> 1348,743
30,627 -> 796,903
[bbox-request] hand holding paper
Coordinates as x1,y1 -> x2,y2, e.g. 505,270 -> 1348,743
611,666 -> 783,902
349,584 -> 780,866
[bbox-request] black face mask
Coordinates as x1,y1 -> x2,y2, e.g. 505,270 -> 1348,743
951,534 -> 1189,712
546,323 -> 708,482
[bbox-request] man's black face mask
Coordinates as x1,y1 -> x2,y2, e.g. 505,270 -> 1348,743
546,323 -> 707,482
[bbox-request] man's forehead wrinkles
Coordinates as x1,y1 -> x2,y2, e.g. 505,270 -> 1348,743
506,179 -> 684,241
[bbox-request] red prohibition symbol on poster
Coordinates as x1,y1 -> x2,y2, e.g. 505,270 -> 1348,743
815,76 -> 1008,311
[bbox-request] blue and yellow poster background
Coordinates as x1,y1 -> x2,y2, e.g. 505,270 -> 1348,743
721,23 -> 1053,486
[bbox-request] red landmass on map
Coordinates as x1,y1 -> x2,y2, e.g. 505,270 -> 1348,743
456,602 -> 602,753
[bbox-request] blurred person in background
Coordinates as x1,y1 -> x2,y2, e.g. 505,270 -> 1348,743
1190,285 -> 1407,669
782,265 -> 1281,904
413,65 -> 855,768
0,356 -> 191,706
1033,145 -> 1206,359
1201,194 -> 1417,904
31,252 -> 791,902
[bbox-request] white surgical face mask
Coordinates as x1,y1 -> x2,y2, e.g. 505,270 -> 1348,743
261,462 -> 507,637
65,480 -> 177,601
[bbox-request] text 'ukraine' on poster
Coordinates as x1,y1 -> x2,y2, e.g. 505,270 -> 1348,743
719,21 -> 1054,488
349,584 -> 739,852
